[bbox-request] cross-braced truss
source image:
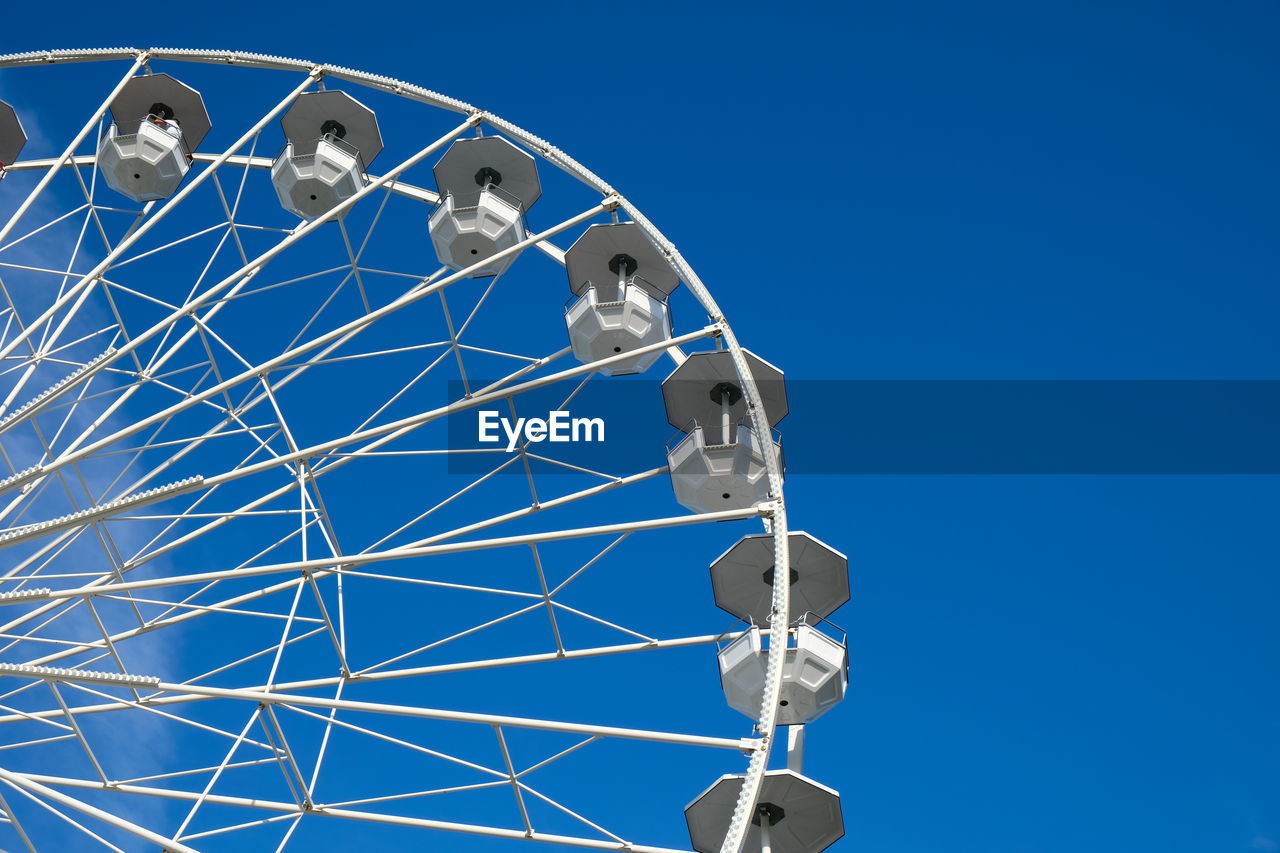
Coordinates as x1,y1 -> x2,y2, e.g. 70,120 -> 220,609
0,48 -> 793,853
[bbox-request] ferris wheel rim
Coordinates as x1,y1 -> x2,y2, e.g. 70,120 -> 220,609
0,47 -> 795,853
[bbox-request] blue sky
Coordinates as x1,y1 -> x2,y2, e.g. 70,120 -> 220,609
0,2 -> 1277,851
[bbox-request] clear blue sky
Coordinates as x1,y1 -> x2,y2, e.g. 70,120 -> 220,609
1,2 -> 1277,851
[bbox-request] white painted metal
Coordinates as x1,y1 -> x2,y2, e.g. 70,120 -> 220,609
271,137 -> 365,220
786,726 -> 804,774
97,118 -> 190,202
0,118 -> 485,503
6,772 -> 697,853
0,47 -> 810,853
8,505 -> 764,601
0,631 -> 772,727
428,186 -> 526,276
717,624 -> 847,725
565,283 -> 672,375
0,666 -> 755,751
0,67 -> 319,369
0,475 -> 204,548
0,53 -> 148,249
667,423 -> 779,513
0,768 -> 200,853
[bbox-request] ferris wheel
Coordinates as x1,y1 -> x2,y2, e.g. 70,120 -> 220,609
0,48 -> 850,853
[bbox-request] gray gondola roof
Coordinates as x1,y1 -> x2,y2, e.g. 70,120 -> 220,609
0,100 -> 27,165
433,136 -> 541,209
564,222 -> 680,301
684,770 -> 845,853
710,531 -> 850,624
108,73 -> 212,150
281,90 -> 383,162
661,348 -> 788,431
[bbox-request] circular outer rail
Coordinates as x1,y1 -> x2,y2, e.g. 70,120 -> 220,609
0,47 -> 794,853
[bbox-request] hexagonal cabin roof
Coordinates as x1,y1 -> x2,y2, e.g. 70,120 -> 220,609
661,348 -> 788,431
433,136 -> 541,210
109,73 -> 212,150
0,99 -> 27,165
684,770 -> 845,853
564,222 -> 680,301
710,531 -> 849,624
281,90 -> 383,162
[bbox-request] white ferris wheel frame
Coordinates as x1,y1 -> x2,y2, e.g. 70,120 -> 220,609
0,47 -> 798,853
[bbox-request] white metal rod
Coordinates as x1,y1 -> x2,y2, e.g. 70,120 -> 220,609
0,768 -> 200,853
5,461 -> 659,655
0,784 -> 125,852
26,505 -> 760,601
786,724 -> 804,773
4,459 -> 669,665
0,787 -> 37,853
495,726 -> 533,834
0,476 -> 204,550
200,321 -> 711,491
0,53 -> 147,248
5,631 -> 768,725
11,771 -> 696,853
47,682 -> 107,784
0,68 -> 320,367
0,192 -> 598,500
0,671 -> 752,750
0,112 -> 471,497
3,317 -> 708,551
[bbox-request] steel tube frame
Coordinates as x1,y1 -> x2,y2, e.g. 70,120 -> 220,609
13,505 -> 762,601
0,67 -> 320,369
3,771 -> 696,853
0,670 -> 754,752
0,115 -> 481,512
0,630 -> 771,728
4,464 -> 673,662
0,767 -> 199,853
0,54 -> 147,249
0,195 -> 603,504
0,47 -> 798,853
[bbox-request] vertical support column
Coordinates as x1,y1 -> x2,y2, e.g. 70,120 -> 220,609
786,724 -> 805,773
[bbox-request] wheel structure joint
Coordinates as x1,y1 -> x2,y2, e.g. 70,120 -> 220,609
756,500 -> 782,518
